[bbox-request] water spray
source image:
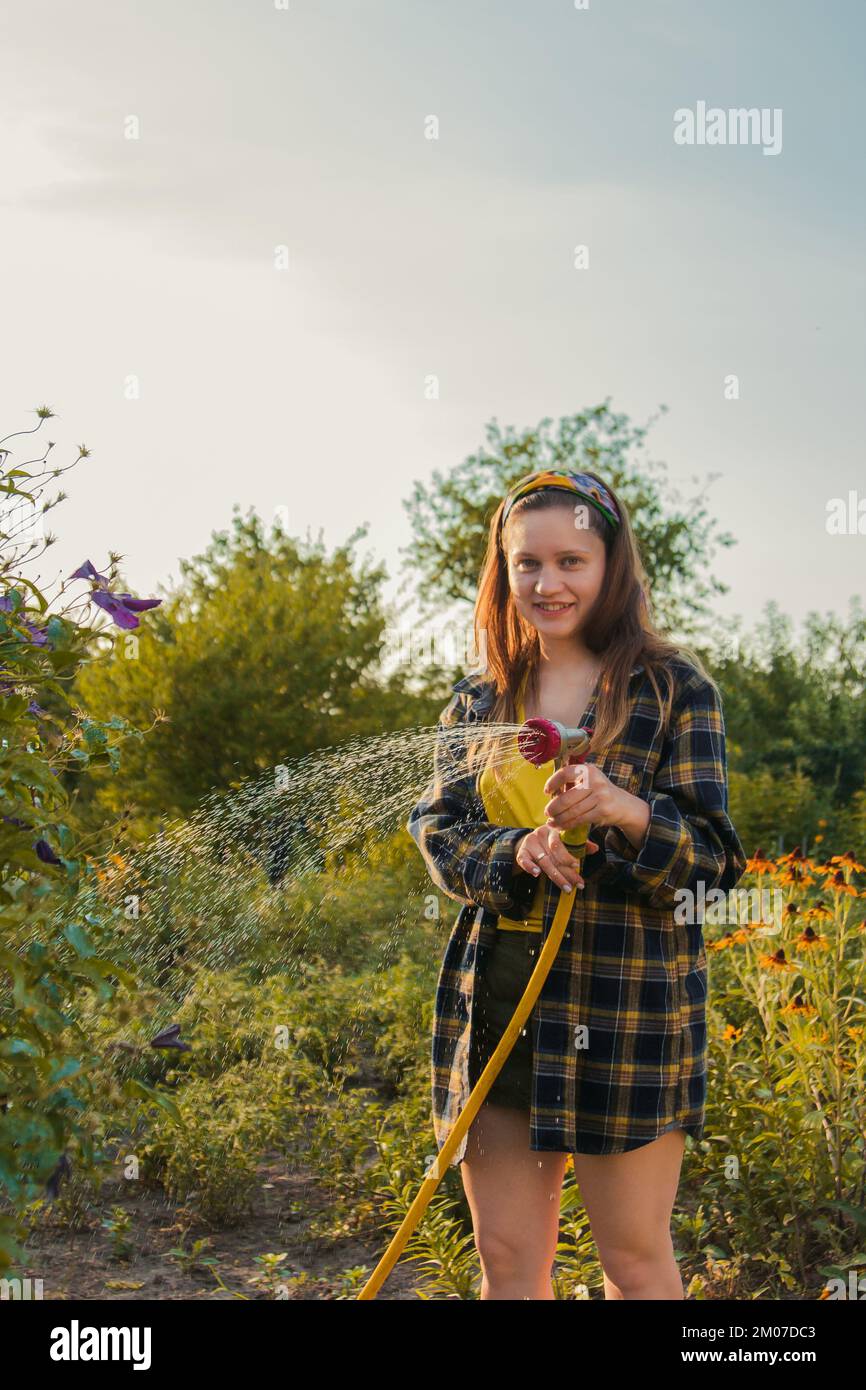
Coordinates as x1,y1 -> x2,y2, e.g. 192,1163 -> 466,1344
358,717 -> 592,1299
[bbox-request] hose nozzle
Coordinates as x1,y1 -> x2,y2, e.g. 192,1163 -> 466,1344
517,718 -> 591,770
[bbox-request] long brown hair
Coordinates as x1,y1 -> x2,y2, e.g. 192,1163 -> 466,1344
465,472 -> 715,776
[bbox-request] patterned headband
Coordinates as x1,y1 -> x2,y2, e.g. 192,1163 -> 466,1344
500,468 -> 621,530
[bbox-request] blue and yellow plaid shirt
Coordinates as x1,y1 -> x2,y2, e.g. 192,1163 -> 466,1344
406,658 -> 747,1163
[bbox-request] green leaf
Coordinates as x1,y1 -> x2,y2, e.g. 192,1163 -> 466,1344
63,922 -> 95,958
123,1078 -> 182,1123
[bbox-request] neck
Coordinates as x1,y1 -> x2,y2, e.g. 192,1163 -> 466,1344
536,635 -> 598,671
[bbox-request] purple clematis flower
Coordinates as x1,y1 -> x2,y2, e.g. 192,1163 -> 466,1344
70,560 -> 111,585
34,839 -> 63,865
90,590 -> 162,630
151,1023 -> 191,1053
21,619 -> 48,646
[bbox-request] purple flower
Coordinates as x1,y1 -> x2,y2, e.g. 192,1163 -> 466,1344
3,815 -> 33,830
151,1023 -> 191,1053
0,594 -> 15,611
27,699 -> 48,716
91,589 -> 162,630
34,839 -> 63,865
70,560 -> 111,585
22,619 -> 48,646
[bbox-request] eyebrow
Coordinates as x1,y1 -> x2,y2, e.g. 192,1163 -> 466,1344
511,547 -> 592,559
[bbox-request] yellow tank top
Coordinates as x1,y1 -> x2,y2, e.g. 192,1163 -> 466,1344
479,690 -> 589,931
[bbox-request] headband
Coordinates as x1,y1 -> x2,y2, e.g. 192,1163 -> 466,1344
500,468 -> 621,530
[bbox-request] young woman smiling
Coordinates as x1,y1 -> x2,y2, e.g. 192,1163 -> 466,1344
407,467 -> 746,1301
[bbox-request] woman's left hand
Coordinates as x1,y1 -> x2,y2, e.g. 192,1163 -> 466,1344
543,760 -> 632,831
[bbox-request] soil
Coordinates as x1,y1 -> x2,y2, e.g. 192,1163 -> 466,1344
17,1149 -> 424,1302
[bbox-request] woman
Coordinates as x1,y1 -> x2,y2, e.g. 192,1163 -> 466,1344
406,467 -> 747,1300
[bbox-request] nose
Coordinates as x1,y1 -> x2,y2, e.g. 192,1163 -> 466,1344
534,570 -> 570,595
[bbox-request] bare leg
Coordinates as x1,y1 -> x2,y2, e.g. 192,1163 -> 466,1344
571,1127 -> 687,1300
461,1103 -> 570,1300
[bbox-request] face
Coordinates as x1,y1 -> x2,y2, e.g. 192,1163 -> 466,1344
504,505 -> 607,642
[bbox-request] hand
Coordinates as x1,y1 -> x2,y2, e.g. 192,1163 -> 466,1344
542,760 -> 632,832
513,825 -> 599,892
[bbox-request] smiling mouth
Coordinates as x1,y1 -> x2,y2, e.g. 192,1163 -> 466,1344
534,601 -> 575,612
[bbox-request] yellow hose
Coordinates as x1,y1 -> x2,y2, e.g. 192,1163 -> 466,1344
357,844 -> 582,1300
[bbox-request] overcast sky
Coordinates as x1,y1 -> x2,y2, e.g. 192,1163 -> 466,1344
2,0 -> 864,654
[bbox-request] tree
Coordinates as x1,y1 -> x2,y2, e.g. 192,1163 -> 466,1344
704,598 -> 866,851
74,507 -> 435,824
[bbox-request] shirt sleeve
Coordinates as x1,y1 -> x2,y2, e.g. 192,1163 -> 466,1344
601,675 -> 747,911
406,690 -> 541,918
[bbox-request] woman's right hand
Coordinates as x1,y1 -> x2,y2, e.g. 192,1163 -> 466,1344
513,825 -> 585,892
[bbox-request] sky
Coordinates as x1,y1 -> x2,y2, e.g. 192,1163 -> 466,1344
2,0 -> 864,660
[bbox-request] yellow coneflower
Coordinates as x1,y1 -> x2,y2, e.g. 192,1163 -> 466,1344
708,929 -> 751,951
759,947 -> 793,970
829,850 -> 865,873
797,925 -> 828,950
828,869 -> 858,897
779,846 -> 805,861
782,901 -> 800,921
804,901 -> 834,922
782,993 -> 816,1016
721,1023 -> 744,1043
845,1026 -> 864,1042
745,847 -> 776,876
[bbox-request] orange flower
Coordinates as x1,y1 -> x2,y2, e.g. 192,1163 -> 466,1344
804,901 -> 834,922
709,929 -> 751,951
745,847 -> 776,876
782,993 -> 816,1016
829,850 -> 865,873
776,862 -> 816,888
796,925 -> 828,950
828,869 -> 858,896
722,1023 -> 744,1043
759,948 -> 794,971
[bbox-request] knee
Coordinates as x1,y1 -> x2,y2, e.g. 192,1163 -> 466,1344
476,1225 -> 537,1283
599,1236 -> 673,1294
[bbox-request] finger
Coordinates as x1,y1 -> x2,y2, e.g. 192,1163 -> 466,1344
542,766 -> 579,796
550,852 -> 583,890
536,849 -> 574,891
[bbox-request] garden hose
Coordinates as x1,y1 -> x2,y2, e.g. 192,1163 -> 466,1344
357,717 -> 591,1300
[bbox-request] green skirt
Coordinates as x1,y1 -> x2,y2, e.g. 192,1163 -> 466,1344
468,929 -> 540,1110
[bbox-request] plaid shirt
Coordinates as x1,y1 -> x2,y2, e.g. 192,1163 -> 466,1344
406,658 -> 747,1163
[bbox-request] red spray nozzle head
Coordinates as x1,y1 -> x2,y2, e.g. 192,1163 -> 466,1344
517,717 -> 591,768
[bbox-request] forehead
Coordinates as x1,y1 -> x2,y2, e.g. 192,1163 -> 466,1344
504,505 -> 605,556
